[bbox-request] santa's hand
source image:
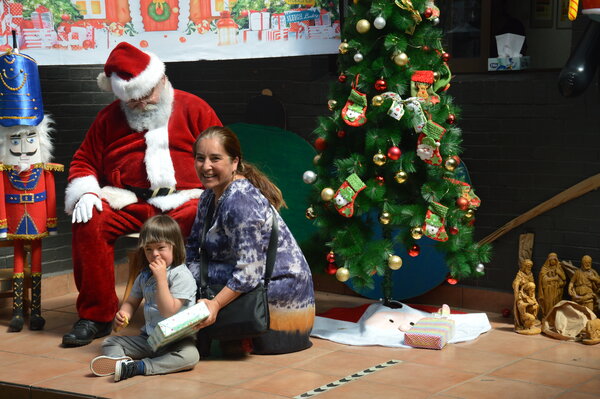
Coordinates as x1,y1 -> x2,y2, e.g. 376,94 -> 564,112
72,193 -> 103,224
0,231 -> 6,239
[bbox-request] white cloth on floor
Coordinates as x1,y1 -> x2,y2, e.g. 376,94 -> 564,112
311,302 -> 492,348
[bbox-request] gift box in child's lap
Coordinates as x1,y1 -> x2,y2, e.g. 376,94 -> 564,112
404,317 -> 455,349
148,302 -> 210,351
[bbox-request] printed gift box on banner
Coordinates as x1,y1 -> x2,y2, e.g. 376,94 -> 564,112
8,2 -> 23,29
308,25 -> 336,39
242,29 -> 263,42
265,28 -> 289,41
404,317 -> 455,350
249,11 -> 270,31
315,9 -> 331,26
21,28 -> 57,49
271,13 -> 287,30
31,5 -> 53,29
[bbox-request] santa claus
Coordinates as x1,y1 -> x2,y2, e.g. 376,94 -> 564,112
62,42 -> 221,347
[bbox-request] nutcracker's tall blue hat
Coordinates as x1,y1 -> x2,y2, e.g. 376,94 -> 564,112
0,49 -> 44,127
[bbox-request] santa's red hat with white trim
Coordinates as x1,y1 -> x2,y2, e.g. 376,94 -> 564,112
97,42 -> 165,102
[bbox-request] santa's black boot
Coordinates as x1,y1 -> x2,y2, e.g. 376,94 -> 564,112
30,273 -> 45,330
8,273 -> 25,332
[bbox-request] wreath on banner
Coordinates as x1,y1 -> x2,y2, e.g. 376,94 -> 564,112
148,0 -> 171,22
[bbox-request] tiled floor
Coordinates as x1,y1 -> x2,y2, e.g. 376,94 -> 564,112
0,285 -> 598,399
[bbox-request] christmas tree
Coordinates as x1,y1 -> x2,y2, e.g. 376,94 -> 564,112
305,0 -> 491,303
16,0 -> 82,26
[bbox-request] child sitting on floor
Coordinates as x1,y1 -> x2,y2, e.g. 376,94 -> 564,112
90,215 -> 199,382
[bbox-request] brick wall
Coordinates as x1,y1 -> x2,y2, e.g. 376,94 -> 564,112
1,49 -> 598,296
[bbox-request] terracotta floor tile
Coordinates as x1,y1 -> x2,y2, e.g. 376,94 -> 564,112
245,343 -> 334,368
574,376 -> 600,394
174,357 -> 282,386
361,361 -> 477,393
315,379 -> 431,399
293,350 -> 401,377
405,344 -> 520,374
237,368 -> 340,397
5,356 -> 83,386
335,342 -> 424,362
490,358 -> 600,388
554,391 -> 600,399
455,329 -> 559,357
102,374 -> 226,399
32,369 -> 128,397
442,375 -> 565,399
198,387 -> 295,399
529,341 -> 600,370
0,330 -> 64,356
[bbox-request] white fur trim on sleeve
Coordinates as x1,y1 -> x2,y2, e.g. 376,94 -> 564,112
147,189 -> 203,211
64,175 -> 101,214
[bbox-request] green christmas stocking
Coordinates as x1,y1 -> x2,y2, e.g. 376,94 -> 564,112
333,173 -> 366,217
422,202 -> 449,242
341,88 -> 368,127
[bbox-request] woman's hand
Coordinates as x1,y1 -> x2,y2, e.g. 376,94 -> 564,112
195,298 -> 221,329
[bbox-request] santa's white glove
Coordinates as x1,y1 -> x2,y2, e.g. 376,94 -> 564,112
72,193 -> 103,224
0,232 -> 7,239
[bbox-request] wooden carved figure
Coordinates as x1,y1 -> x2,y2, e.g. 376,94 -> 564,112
537,252 -> 566,319
0,49 -> 62,332
515,281 -> 541,335
568,255 -> 600,314
512,259 -> 540,333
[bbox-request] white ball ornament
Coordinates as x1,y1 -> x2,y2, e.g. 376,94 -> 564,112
374,16 -> 386,29
302,170 -> 317,184
353,52 -> 364,62
433,17 -> 440,25
476,263 -> 485,273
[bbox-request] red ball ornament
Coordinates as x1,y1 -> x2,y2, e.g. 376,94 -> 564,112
423,7 -> 433,18
441,52 -> 451,62
314,137 -> 327,151
387,146 -> 401,161
468,218 -> 476,226
502,308 -> 511,318
422,45 -> 430,52
374,79 -> 387,91
375,176 -> 385,185
337,130 -> 346,138
338,74 -> 347,83
456,197 -> 469,211
408,244 -> 420,257
447,114 -> 456,124
326,251 -> 336,263
447,277 -> 458,285
326,262 -> 337,275
449,226 -> 459,235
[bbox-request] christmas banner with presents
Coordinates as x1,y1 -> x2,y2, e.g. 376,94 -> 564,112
0,0 -> 340,65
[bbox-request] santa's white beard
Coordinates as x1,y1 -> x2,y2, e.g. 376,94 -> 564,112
120,82 -> 174,132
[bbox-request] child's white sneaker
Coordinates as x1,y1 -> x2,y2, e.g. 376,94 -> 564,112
90,355 -> 132,377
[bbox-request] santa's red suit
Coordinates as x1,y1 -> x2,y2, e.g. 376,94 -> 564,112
66,87 -> 221,322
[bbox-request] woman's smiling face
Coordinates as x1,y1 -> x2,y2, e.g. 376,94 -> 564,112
194,137 -> 239,199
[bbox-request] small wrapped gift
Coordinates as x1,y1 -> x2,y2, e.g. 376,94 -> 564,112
404,317 -> 455,349
148,302 -> 210,351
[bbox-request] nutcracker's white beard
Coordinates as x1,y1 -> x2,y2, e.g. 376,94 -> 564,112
16,162 -> 31,173
120,81 -> 174,132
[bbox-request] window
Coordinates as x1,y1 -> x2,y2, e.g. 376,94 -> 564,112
73,0 -> 107,19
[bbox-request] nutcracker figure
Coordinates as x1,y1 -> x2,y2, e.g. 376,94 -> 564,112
0,49 -> 62,332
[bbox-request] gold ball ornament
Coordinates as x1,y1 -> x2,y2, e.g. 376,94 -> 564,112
313,154 -> 321,165
371,95 -> 384,106
338,41 -> 349,54
394,170 -> 408,183
327,99 -> 337,111
379,212 -> 391,225
335,267 -> 350,282
444,157 -> 458,171
411,226 -> 423,240
465,209 -> 475,219
388,254 -> 403,270
373,152 -> 387,166
356,19 -> 371,34
305,206 -> 316,220
393,52 -> 409,66
320,187 -> 335,201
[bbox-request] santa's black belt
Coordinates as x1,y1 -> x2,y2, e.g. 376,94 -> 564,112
124,185 -> 177,200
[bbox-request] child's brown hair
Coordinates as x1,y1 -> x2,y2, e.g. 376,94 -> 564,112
137,215 -> 186,268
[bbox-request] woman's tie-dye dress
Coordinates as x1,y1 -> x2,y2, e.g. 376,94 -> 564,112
186,179 -> 315,354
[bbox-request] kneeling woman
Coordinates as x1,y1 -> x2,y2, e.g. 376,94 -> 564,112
186,126 -> 315,355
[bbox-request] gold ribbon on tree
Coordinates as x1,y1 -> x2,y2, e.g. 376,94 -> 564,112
395,0 -> 422,34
